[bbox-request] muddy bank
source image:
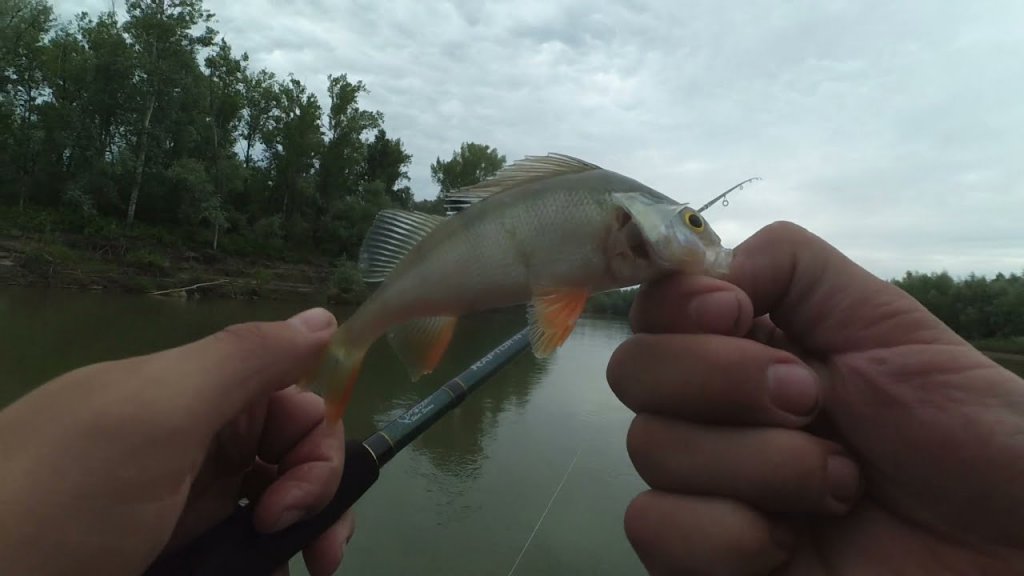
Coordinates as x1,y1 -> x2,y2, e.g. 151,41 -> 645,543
0,237 -> 365,304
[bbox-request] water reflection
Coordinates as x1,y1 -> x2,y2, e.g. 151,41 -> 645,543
344,309 -> 552,486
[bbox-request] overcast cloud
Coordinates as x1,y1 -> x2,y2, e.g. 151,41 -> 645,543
57,0 -> 1024,279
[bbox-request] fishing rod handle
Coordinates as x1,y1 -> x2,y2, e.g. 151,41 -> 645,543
143,438 -> 378,576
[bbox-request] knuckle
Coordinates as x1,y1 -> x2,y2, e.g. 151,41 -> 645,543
623,491 -> 657,550
215,321 -> 291,360
606,335 -> 651,406
762,433 -> 834,508
625,415 -> 647,465
219,321 -> 274,348
761,220 -> 811,242
626,414 -> 661,475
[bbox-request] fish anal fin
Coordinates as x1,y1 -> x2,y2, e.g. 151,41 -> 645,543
358,210 -> 446,283
527,287 -> 590,357
309,338 -> 366,423
445,153 -> 601,214
387,316 -> 459,381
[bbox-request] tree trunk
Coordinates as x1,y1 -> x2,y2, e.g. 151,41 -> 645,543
213,220 -> 219,251
126,92 -> 155,228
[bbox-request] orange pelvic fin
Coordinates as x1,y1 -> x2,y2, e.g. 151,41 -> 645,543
386,316 -> 458,381
527,287 -> 590,357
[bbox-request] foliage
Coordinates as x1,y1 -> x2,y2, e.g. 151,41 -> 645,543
0,0 -> 498,272
430,142 -> 506,198
329,258 -> 367,303
893,271 -> 1024,341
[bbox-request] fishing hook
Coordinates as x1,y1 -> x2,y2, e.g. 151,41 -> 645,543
696,177 -> 762,214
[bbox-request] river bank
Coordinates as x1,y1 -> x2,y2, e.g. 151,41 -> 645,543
0,235 -> 365,304
3,234 -> 1023,359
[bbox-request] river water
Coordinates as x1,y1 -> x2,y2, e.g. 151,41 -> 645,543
2,287 -> 1022,575
0,287 -> 645,575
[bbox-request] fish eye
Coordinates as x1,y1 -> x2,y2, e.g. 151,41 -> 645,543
685,212 -> 705,231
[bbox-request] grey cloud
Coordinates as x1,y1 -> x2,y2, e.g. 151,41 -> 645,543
56,0 -> 1024,279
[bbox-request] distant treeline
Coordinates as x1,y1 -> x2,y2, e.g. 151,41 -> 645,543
893,271 -> 1024,341
586,287 -> 639,317
586,272 -> 1024,344
0,0 -> 505,264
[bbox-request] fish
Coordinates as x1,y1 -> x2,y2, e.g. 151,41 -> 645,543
308,153 -> 734,421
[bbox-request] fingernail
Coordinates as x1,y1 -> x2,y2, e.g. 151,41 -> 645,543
687,291 -> 742,334
827,455 -> 860,510
271,507 -> 307,532
288,307 -> 336,333
766,363 -> 820,418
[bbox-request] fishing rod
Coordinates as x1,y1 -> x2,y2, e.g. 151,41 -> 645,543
697,177 -> 761,213
144,327 -> 532,576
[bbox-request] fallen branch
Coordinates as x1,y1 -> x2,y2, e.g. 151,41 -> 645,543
149,279 -> 229,296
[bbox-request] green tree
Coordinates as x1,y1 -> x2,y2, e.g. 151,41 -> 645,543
261,75 -> 322,234
122,0 -> 216,227
0,0 -> 55,209
364,128 -> 412,207
430,141 -> 506,200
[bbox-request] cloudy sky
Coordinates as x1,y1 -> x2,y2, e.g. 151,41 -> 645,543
57,0 -> 1023,280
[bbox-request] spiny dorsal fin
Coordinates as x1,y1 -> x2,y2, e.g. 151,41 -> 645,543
444,153 -> 601,214
358,209 -> 445,283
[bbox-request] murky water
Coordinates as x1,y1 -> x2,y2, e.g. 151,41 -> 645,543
0,287 -> 646,575
2,287 -> 1023,575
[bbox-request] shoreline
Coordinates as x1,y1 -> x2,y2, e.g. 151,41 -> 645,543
3,236 -> 1024,358
0,236 -> 362,304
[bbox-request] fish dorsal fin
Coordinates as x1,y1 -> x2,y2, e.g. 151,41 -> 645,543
445,153 -> 601,214
358,209 -> 446,283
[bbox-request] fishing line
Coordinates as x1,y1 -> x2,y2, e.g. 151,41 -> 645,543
505,443 -> 585,576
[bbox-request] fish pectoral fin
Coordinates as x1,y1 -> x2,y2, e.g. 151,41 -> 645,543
387,316 -> 459,381
527,288 -> 590,357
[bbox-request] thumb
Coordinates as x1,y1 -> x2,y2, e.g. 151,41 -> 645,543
162,307 -> 337,427
725,222 -> 963,355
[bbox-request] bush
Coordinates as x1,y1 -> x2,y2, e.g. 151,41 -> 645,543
125,250 -> 171,277
329,258 -> 367,303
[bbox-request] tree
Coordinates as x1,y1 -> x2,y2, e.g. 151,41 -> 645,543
429,142 -> 506,198
261,75 -> 322,227
364,128 -> 412,207
0,0 -> 55,209
122,0 -> 216,227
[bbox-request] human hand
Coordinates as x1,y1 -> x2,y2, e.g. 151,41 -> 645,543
607,222 -> 1024,575
0,307 -> 353,576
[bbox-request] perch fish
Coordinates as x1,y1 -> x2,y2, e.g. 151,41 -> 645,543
309,153 -> 734,421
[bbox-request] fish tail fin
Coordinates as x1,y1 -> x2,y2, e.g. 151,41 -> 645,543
306,331 -> 367,423
387,316 -> 458,381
